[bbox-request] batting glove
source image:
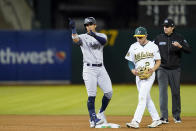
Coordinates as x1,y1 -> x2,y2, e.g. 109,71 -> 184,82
89,30 -> 96,37
68,18 -> 77,34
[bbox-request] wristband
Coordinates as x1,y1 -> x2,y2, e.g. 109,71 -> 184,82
72,28 -> 77,34
72,35 -> 79,39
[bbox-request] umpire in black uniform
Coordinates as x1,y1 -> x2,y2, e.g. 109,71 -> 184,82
154,18 -> 192,124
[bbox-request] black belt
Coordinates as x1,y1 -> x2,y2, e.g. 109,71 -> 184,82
87,63 -> 102,67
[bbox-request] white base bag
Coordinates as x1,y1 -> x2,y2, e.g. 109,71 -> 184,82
95,123 -> 120,128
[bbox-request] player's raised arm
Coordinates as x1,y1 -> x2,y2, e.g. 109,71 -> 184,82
68,18 -> 81,45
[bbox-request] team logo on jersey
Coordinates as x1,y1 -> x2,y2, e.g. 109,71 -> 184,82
135,52 -> 154,62
90,42 -> 101,49
159,42 -> 166,45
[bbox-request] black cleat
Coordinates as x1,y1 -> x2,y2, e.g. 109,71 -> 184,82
160,117 -> 169,124
174,117 -> 181,123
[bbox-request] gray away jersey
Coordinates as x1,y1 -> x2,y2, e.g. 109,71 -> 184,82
79,32 -> 107,64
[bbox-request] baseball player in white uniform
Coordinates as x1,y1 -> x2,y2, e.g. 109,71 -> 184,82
125,27 -> 162,128
69,17 -> 113,128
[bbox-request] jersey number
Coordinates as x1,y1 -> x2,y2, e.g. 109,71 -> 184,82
145,62 -> 150,67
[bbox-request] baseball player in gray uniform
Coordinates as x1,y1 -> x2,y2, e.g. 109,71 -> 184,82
69,17 -> 113,128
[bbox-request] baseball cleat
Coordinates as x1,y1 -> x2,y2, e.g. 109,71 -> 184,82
89,113 -> 104,128
174,117 -> 181,123
89,117 -> 104,128
95,118 -> 104,125
97,111 -> 107,123
126,121 -> 139,129
160,117 -> 169,124
148,120 -> 162,128
89,120 -> 95,128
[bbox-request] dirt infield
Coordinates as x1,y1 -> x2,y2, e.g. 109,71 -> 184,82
0,115 -> 195,131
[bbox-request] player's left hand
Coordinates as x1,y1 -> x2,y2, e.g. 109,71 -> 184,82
88,30 -> 96,37
172,42 -> 182,48
68,18 -> 76,29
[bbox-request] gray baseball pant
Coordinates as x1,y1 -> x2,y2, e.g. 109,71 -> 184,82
157,67 -> 181,119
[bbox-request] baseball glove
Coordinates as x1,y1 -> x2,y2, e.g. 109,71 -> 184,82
137,67 -> 152,80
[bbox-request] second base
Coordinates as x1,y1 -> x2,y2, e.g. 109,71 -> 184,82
95,123 -> 121,128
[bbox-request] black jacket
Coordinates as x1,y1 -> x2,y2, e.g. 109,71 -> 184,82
154,32 -> 192,69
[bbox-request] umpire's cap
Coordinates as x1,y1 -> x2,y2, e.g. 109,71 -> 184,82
84,17 -> 96,26
134,27 -> 147,37
162,18 -> 175,27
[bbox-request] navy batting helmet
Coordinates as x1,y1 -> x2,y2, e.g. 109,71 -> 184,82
84,17 -> 96,26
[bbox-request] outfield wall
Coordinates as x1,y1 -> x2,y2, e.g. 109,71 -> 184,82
0,29 -> 195,84
0,30 -> 72,84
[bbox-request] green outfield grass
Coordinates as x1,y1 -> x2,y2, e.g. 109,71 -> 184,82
0,85 -> 195,116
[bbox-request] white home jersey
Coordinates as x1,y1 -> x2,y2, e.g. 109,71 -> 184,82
79,33 -> 107,64
125,40 -> 161,123
125,41 -> 161,70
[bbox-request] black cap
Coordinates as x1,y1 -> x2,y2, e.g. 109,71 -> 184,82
162,18 -> 175,27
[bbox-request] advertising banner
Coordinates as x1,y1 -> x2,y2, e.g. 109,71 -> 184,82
0,30 -> 72,83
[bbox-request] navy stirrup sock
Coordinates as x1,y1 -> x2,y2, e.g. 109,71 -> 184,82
87,96 -> 96,121
100,95 -> 110,113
